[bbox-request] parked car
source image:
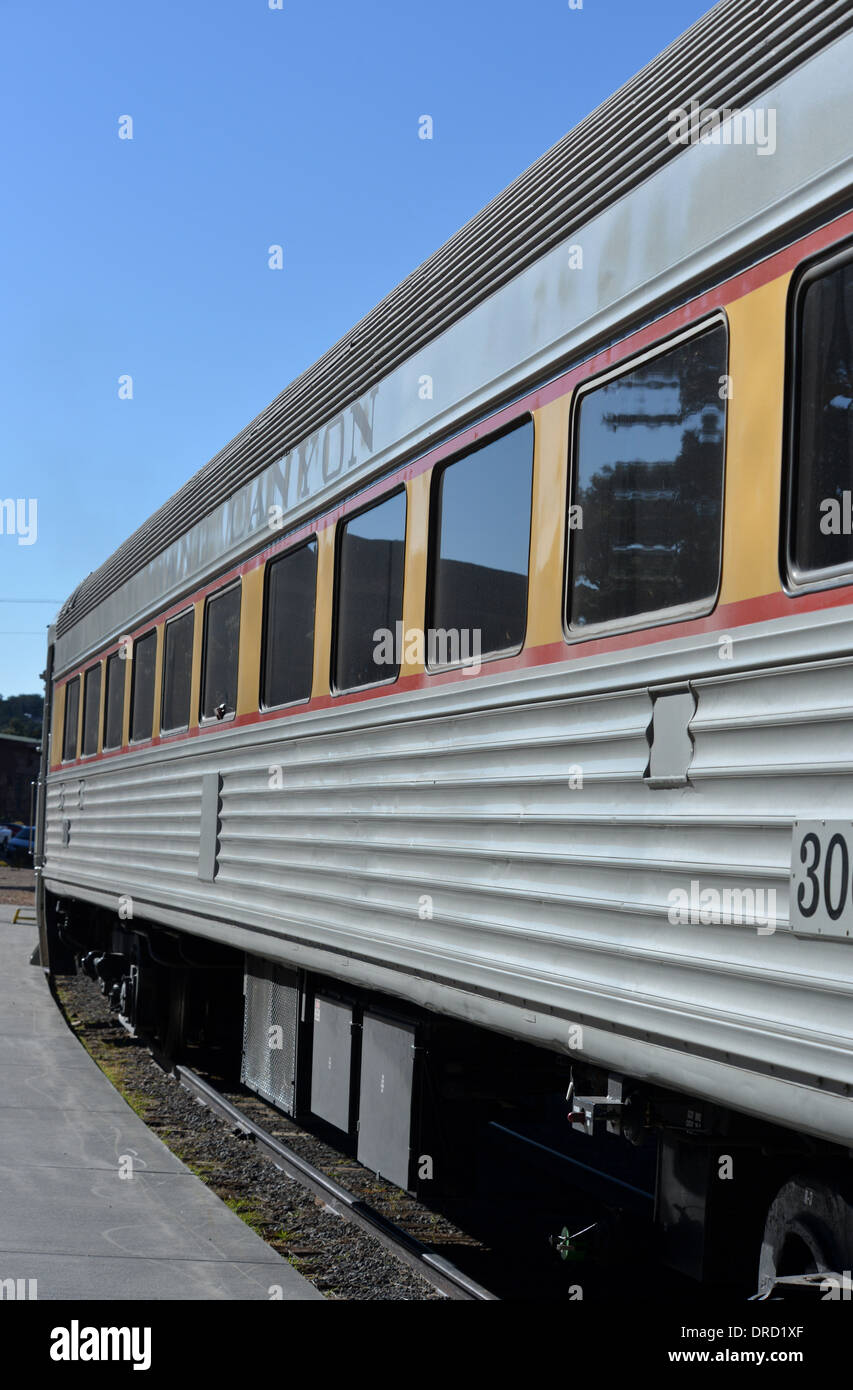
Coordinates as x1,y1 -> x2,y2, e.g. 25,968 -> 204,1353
0,822 -> 25,853
6,826 -> 34,867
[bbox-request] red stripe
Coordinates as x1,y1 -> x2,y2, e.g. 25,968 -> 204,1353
51,582 -> 853,772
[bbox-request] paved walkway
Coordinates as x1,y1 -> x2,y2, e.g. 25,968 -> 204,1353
0,905 -> 323,1300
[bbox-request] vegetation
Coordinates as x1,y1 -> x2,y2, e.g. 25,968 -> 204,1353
0,693 -> 43,738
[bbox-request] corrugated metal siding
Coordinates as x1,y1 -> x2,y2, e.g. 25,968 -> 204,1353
56,0 -> 853,640
42,631 -> 853,1142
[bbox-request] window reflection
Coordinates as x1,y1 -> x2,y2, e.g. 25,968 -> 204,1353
790,257 -> 853,577
335,491 -> 406,691
569,324 -> 727,629
430,422 -> 533,661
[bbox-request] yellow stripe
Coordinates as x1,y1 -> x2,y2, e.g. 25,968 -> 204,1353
719,275 -> 791,605
69,677 -> 81,760
527,397 -> 571,648
400,473 -> 430,677
313,527 -> 335,695
237,570 -> 263,716
187,604 -> 203,732
95,658 -> 106,755
120,647 -> 132,748
52,682 -> 65,765
147,623 -> 163,736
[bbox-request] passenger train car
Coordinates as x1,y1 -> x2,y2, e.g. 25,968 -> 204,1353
37,0 -> 853,1291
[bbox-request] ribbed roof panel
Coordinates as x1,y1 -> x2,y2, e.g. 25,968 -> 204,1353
56,0 -> 852,637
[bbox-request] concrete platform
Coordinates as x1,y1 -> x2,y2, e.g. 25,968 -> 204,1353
0,905 -> 323,1301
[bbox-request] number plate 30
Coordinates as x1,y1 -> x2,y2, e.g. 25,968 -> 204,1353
791,822 -> 853,939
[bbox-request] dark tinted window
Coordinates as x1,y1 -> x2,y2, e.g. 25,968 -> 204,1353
201,583 -> 241,721
62,676 -> 80,761
429,422 -> 533,664
335,491 -> 406,690
81,664 -> 102,757
130,630 -> 157,743
262,542 -> 317,707
161,610 -> 194,733
568,323 -> 727,630
789,253 -> 853,578
103,650 -> 125,751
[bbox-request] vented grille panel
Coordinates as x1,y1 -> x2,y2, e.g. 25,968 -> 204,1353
241,956 -> 299,1114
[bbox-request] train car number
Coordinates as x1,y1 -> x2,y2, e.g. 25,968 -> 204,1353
790,821 -> 853,938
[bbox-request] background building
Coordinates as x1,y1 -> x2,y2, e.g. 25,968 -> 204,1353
0,733 -> 39,825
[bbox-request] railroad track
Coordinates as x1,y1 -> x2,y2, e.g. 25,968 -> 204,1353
173,1063 -> 500,1302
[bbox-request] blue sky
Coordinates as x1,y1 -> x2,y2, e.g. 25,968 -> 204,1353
0,0 -> 713,696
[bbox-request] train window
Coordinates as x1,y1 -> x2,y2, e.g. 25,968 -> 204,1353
261,541 -> 317,708
103,650 -> 125,751
428,420 -> 534,667
334,489 -> 407,691
62,676 -> 80,762
130,630 -> 157,742
567,320 -> 727,633
787,247 -> 853,582
161,609 -> 194,733
201,582 -> 241,721
81,664 -> 102,757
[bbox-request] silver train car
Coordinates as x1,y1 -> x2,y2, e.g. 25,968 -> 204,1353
37,0 -> 853,1289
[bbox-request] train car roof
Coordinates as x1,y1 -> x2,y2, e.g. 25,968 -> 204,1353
55,0 -> 852,654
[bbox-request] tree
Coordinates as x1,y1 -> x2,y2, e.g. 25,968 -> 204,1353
0,694 -> 43,737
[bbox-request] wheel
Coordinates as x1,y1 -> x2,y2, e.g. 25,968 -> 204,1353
758,1174 -> 853,1297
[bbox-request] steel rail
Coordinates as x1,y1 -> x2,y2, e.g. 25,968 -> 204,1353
174,1062 -> 499,1302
